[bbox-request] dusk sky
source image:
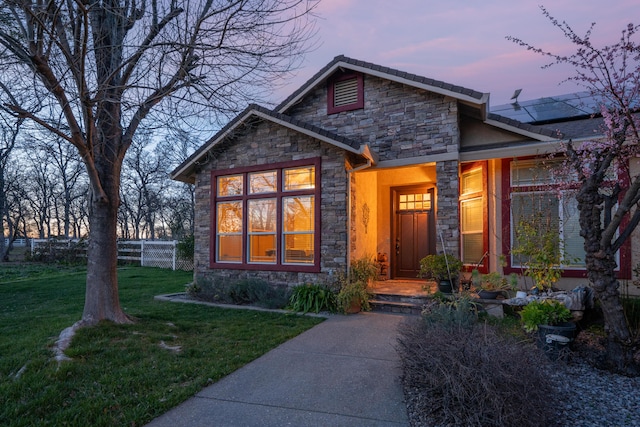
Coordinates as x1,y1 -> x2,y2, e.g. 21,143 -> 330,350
274,0 -> 638,108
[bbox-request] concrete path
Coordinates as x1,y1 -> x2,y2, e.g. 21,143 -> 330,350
145,312 -> 410,427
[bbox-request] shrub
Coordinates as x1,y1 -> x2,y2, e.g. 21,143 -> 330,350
288,283 -> 337,313
348,256 -> 379,284
27,238 -> 87,265
398,313 -> 555,427
176,234 -> 194,262
520,299 -> 572,333
186,276 -> 290,309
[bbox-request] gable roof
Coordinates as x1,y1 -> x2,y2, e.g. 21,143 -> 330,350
276,55 -> 491,118
170,104 -> 375,183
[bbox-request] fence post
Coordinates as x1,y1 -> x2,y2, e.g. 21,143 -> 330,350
172,240 -> 177,271
140,240 -> 145,267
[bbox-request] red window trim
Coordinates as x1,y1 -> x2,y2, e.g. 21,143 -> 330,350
210,157 -> 321,273
327,72 -> 364,114
500,157 -> 631,279
460,161 -> 489,273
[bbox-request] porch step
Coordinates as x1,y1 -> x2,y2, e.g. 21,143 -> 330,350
369,292 -> 430,315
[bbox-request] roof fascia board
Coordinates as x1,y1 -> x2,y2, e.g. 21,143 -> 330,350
250,109 -> 363,156
171,107 -> 373,182
483,118 -> 558,142
460,141 -> 561,161
170,108 -> 258,182
375,151 -> 459,169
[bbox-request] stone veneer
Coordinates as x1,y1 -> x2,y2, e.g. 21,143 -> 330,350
287,74 -> 459,163
288,73 -> 461,258
193,120 -> 350,287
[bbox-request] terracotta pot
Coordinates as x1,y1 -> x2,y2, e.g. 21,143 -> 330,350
346,297 -> 361,314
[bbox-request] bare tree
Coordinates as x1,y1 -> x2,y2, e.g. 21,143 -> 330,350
121,136 -> 166,239
0,83 -> 24,261
0,0 -> 317,326
509,8 -> 640,374
36,136 -> 86,238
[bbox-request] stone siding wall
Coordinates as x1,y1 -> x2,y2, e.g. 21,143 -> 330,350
193,120 -> 349,287
287,74 -> 460,163
435,160 -> 460,255
288,73 -> 461,257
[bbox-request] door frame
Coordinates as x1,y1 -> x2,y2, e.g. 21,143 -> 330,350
390,184 -> 436,279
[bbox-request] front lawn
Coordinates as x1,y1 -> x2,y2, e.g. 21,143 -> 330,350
0,266 -> 323,426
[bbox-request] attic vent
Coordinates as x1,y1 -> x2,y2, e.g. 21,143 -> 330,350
327,72 -> 364,114
333,78 -> 359,107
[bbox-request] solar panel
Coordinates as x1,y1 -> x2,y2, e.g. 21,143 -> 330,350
491,92 -> 601,124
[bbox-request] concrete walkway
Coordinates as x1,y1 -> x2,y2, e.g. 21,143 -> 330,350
145,312 -> 410,427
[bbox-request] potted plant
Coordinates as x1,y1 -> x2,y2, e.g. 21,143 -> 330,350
336,280 -> 371,314
335,256 -> 378,314
520,299 -> 575,360
472,270 -> 516,299
419,254 -> 463,294
520,299 -> 573,333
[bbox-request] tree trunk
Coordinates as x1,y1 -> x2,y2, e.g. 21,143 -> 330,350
82,165 -> 130,325
579,185 -> 639,375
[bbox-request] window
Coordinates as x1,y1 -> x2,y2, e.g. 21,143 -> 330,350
506,159 -> 587,272
327,72 -> 364,114
460,163 -> 488,271
211,158 -> 320,271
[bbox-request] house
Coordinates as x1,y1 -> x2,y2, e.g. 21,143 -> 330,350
171,55 -> 639,295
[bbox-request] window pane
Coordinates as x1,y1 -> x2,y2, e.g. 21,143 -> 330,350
217,201 -> 242,263
249,235 -> 276,263
283,195 -> 314,264
249,171 -> 276,194
218,235 -> 242,262
561,196 -> 585,266
249,199 -> 276,232
217,201 -> 242,233
462,233 -> 484,264
283,235 -> 314,264
217,175 -> 243,196
283,196 -> 314,232
248,199 -> 276,264
461,168 -> 482,195
510,192 -> 560,266
284,167 -> 315,191
461,198 -> 483,231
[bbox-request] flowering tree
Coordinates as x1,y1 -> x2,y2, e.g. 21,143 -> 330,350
509,8 -> 640,375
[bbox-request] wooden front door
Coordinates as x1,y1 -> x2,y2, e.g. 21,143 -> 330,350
392,186 -> 435,278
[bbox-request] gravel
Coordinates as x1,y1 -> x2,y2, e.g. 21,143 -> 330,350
405,356 -> 640,427
547,359 -> 640,427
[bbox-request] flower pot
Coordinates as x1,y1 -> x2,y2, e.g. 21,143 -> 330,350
536,322 -> 576,360
438,280 -> 454,294
345,297 -> 361,314
478,290 -> 500,299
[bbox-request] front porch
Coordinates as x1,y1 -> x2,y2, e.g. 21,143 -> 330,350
368,279 -> 506,317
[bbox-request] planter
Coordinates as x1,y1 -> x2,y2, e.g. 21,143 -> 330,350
537,322 -> 576,360
345,297 -> 362,314
478,290 -> 501,299
438,280 -> 454,294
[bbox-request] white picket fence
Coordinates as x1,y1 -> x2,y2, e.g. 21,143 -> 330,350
30,239 -> 193,271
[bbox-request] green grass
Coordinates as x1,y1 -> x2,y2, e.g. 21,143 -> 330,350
0,265 -> 323,427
